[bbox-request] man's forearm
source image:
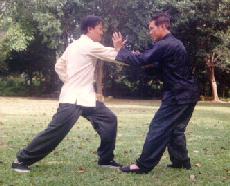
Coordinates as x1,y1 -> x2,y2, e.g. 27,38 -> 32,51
116,48 -> 144,66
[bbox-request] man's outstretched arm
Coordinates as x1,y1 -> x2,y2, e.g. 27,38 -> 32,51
113,32 -> 162,66
89,41 -> 128,66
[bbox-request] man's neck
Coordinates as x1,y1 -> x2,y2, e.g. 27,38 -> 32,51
86,33 -> 94,41
161,31 -> 171,39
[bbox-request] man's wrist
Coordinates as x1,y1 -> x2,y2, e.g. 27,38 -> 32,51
115,47 -> 122,52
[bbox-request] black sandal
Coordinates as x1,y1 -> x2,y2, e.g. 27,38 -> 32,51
120,165 -> 148,174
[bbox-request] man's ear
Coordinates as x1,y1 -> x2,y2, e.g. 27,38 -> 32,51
161,24 -> 166,30
87,27 -> 93,33
162,24 -> 169,31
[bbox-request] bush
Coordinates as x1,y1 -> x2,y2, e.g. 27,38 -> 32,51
0,77 -> 43,96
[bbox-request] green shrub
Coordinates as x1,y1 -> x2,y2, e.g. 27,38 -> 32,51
0,77 -> 43,96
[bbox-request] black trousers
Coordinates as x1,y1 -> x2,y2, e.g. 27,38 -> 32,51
136,102 -> 196,172
17,101 -> 117,166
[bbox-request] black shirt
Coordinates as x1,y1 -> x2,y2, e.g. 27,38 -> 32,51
115,33 -> 200,104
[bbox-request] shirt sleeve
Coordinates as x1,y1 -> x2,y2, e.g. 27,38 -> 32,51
115,43 -> 163,66
89,42 -> 119,63
55,50 -> 67,82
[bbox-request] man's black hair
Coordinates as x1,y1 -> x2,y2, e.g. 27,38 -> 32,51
80,15 -> 103,34
151,13 -> 171,30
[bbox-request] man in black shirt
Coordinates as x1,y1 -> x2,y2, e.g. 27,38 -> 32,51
113,13 -> 200,174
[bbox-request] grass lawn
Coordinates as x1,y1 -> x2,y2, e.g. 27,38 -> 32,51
0,97 -> 229,186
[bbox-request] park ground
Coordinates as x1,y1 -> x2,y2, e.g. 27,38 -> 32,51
0,97 -> 229,186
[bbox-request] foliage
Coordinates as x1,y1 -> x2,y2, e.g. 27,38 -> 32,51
0,0 -> 229,97
5,22 -> 34,51
214,27 -> 230,68
0,77 -> 44,96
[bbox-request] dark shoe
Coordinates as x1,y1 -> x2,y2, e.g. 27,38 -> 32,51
98,160 -> 122,169
12,161 -> 30,173
167,160 -> 191,170
120,165 -> 149,174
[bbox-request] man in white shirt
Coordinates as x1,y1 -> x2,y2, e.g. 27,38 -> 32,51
12,15 -> 121,173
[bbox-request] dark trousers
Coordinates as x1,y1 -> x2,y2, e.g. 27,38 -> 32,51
136,102 -> 196,172
17,101 -> 117,166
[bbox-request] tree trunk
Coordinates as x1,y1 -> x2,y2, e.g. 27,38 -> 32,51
27,63 -> 33,87
95,60 -> 104,102
209,66 -> 219,101
206,53 -> 222,103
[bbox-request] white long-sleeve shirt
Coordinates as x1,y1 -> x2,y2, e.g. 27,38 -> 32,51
55,35 -> 118,107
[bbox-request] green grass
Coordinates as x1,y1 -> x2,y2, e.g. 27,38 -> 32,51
0,97 -> 229,186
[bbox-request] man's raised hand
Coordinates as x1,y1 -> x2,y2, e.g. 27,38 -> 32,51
112,32 -> 126,51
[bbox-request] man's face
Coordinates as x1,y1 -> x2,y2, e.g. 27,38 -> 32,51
88,22 -> 104,42
149,21 -> 165,41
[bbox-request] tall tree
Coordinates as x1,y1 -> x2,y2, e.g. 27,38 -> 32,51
0,0 -> 229,99
175,0 -> 230,102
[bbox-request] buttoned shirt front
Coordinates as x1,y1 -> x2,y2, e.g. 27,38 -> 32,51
55,35 -> 118,107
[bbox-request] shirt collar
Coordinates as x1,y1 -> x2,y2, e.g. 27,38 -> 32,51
152,33 -> 172,45
161,33 -> 172,40
80,34 -> 92,41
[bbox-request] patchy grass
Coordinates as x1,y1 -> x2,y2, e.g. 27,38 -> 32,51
0,97 -> 229,186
